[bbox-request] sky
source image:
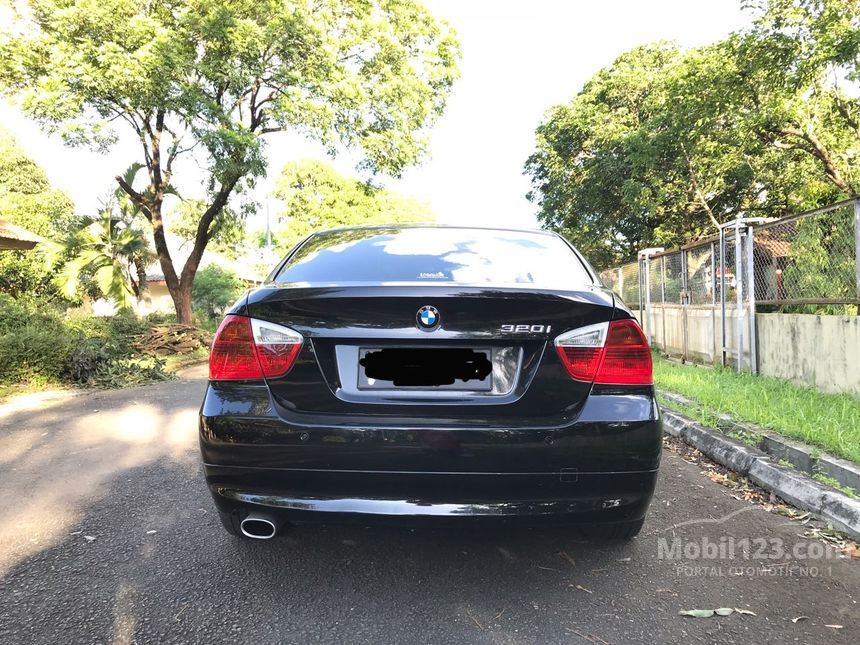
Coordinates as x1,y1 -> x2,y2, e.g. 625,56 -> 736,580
0,0 -> 750,232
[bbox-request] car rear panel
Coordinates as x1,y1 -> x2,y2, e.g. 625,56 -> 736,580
201,286 -> 660,467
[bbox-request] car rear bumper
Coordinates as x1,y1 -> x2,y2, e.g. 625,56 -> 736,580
204,466 -> 658,524
199,382 -> 662,525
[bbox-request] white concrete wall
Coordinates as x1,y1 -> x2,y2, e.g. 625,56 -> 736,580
646,305 -> 860,395
756,313 -> 860,395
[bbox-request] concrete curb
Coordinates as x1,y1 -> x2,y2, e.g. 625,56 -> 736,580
662,408 -> 860,541
659,390 -> 860,494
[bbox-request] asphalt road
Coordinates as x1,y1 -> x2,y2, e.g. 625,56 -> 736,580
0,372 -> 857,644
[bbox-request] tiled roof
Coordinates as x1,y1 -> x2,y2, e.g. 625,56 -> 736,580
0,219 -> 43,250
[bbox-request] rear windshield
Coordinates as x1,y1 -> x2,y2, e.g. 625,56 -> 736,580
273,227 -> 593,290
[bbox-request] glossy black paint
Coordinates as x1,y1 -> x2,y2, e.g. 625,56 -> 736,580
200,226 -> 662,527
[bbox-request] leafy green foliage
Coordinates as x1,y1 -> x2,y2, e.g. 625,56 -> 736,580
0,128 -> 76,297
0,0 -> 461,322
66,337 -> 169,387
0,321 -> 75,384
50,208 -> 155,309
170,199 -> 247,259
272,160 -> 433,252
191,265 -> 245,318
0,295 -> 171,387
525,0 -> 858,268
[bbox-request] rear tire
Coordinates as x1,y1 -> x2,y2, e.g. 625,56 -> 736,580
580,518 -> 644,541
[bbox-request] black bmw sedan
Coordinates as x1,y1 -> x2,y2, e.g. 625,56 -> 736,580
199,226 -> 661,540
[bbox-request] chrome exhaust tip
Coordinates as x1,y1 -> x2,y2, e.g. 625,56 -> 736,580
239,514 -> 279,539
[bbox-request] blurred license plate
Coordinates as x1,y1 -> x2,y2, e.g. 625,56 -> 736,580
358,347 -> 492,391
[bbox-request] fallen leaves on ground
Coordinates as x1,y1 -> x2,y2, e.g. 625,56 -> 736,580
841,544 -> 860,558
663,434 -> 858,550
801,525 -> 857,551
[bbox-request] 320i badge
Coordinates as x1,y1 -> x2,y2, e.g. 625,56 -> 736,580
199,226 -> 661,540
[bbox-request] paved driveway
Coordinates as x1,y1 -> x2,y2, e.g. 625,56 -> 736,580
0,373 -> 857,644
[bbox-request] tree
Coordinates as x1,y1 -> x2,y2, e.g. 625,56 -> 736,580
524,0 -> 858,268
169,199 -> 248,260
191,265 -> 245,319
0,0 -> 460,322
113,164 -> 157,304
52,207 -> 155,310
0,128 -> 76,297
729,0 -> 860,197
272,159 -> 433,252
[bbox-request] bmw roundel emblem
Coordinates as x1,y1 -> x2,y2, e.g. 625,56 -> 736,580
416,305 -> 440,331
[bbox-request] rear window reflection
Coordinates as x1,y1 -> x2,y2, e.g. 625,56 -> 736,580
274,227 -> 592,289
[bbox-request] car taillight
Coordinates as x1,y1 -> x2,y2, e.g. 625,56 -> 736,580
554,319 -> 652,385
249,317 -> 303,378
597,319 -> 652,385
209,315 -> 303,380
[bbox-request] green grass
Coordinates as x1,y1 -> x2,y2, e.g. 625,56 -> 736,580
162,347 -> 209,373
0,381 -> 62,403
654,356 -> 860,463
811,473 -> 859,499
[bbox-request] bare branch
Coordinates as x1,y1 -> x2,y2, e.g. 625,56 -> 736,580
776,124 -> 856,195
681,143 -> 721,230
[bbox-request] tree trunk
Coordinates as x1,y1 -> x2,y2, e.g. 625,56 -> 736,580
133,256 -> 151,305
173,283 -> 194,325
114,169 -> 239,327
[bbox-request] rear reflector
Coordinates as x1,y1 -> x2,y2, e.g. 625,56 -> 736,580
554,319 -> 652,385
209,315 -> 303,380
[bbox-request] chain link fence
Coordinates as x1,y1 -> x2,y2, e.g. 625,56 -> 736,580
752,200 -> 858,305
601,198 -> 860,309
597,198 -> 859,373
686,243 -> 715,305
599,262 -> 641,309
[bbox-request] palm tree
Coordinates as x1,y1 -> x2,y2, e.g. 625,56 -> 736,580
48,164 -> 156,309
114,164 -> 154,304
53,207 -> 155,310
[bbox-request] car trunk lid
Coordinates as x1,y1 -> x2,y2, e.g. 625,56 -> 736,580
245,284 -> 615,425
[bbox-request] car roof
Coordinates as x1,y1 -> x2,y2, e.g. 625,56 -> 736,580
308,224 -> 560,238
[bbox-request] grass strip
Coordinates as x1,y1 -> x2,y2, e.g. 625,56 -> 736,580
653,356 -> 860,463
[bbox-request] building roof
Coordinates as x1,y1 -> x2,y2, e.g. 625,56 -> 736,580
0,219 -> 43,250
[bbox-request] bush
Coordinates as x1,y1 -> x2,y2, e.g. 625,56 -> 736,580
66,310 -> 149,354
0,322 -> 75,383
0,295 -> 174,388
65,336 -> 118,384
65,335 -> 170,386
0,292 -> 65,335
